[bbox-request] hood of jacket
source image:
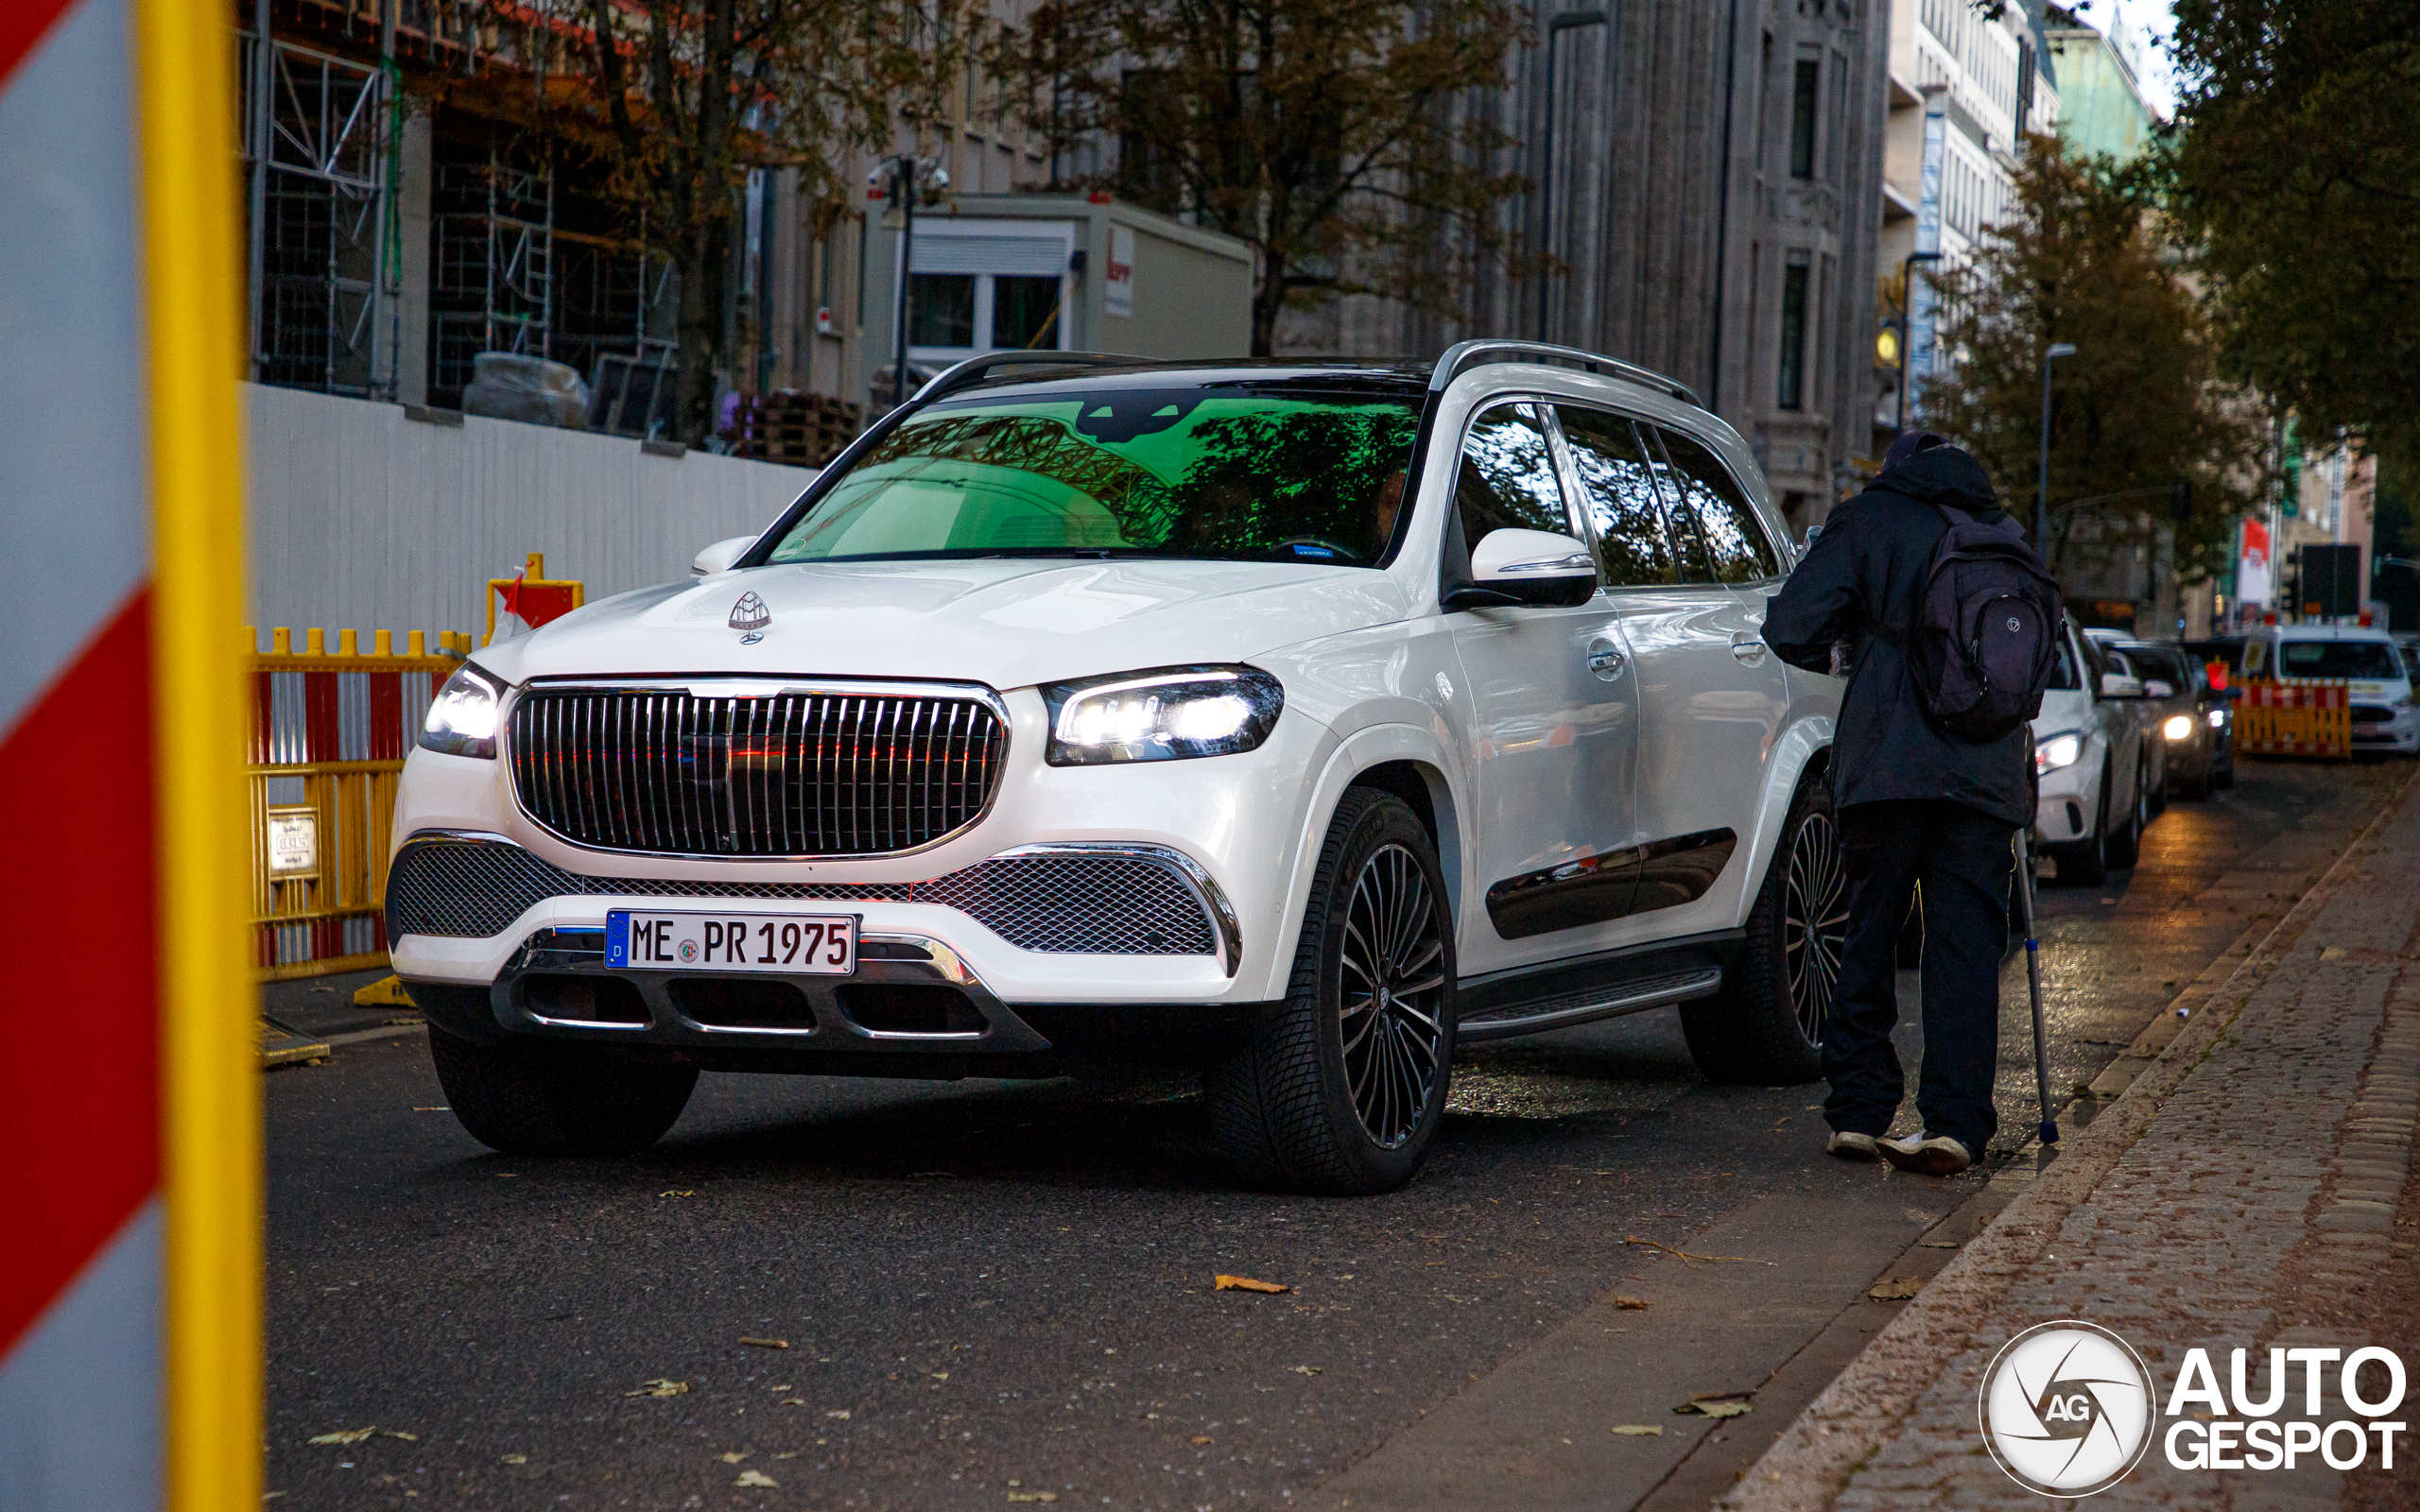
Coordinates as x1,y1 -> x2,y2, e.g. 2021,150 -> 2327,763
1869,444 -> 2000,518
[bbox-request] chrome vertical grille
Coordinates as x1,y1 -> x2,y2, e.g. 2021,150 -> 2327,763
507,684 -> 1007,857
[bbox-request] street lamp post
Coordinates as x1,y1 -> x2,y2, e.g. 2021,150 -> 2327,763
2036,341 -> 2078,558
877,153 -> 947,415
1536,9 -> 1608,343
1893,250 -> 1942,436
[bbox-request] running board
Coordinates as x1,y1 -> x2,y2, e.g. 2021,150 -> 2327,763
1456,967 -> 1723,1045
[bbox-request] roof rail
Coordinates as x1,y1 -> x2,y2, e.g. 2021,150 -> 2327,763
909,350 -> 1137,407
1428,339 -> 1703,408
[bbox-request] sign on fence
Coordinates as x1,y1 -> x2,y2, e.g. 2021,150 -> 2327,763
2235,680 -> 2351,759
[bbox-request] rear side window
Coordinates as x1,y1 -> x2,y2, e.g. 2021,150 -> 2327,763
1654,427 -> 1781,583
1555,405 -> 1675,588
1454,403 -> 1572,545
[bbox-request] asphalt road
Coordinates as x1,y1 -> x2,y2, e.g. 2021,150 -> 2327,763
262,756 -> 2411,1511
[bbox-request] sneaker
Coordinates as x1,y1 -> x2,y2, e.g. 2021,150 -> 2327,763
1878,1131 -> 1973,1177
1826,1130 -> 1882,1161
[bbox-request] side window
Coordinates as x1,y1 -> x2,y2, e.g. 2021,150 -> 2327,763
1555,405 -> 1675,588
1656,426 -> 1781,583
1454,403 -> 1572,546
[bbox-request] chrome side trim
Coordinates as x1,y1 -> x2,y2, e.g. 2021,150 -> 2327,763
992,842 -> 1243,977
1456,967 -> 1722,1044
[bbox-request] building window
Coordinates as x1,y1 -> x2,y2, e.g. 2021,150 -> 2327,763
1789,59 -> 1820,179
908,273 -> 977,347
2016,40 -> 2036,132
990,275 -> 1063,349
1777,255 -> 1810,410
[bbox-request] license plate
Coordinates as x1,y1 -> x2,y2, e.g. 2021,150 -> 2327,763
604,909 -> 858,975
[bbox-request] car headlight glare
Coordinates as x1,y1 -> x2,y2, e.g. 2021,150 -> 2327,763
2162,714 -> 2195,742
2206,708 -> 2227,729
420,662 -> 507,759
2035,731 -> 2084,773
1044,665 -> 1284,765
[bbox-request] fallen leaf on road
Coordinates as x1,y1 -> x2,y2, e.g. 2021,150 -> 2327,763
1615,1296 -> 1649,1310
825,1409 -> 852,1419
1868,1276 -> 1924,1300
659,1190 -> 696,1198
499,1454 -> 527,1465
1290,1366 -> 1322,1376
308,1428 -> 375,1445
380,1430 -> 418,1441
719,1452 -> 751,1464
626,1380 -> 689,1398
1675,1392 -> 1754,1418
1215,1275 -> 1289,1294
735,1469 -> 778,1487
782,1399 -> 806,1407
1623,1236 -> 1772,1266
1007,1493 -> 1058,1503
411,1106 -> 448,1111
932,1371 -> 949,1381
769,1384 -> 791,1392
2322,946 -> 2350,961
1611,1424 -> 1664,1436
739,1336 -> 789,1349
1192,1435 -> 1213,1444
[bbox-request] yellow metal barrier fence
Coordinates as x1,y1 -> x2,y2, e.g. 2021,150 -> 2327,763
249,627 -> 474,979
2234,679 -> 2352,759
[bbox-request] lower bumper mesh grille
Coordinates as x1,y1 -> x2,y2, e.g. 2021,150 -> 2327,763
386,836 -> 1219,956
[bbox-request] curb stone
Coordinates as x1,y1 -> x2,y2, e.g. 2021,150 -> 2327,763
1717,765 -> 2420,1512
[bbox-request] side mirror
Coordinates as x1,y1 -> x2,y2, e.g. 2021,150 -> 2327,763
2100,671 -> 2145,699
1446,528 -> 1598,610
691,534 -> 755,577
2142,679 -> 2176,699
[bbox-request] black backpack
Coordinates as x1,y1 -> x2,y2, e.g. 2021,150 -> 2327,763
1871,503 -> 2066,742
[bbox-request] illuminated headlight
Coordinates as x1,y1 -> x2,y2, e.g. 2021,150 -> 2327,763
1043,665 -> 1284,765
2206,708 -> 2227,729
2035,731 -> 2084,774
419,662 -> 507,759
2162,714 -> 2195,742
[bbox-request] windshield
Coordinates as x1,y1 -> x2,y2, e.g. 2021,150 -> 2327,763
2278,639 -> 2406,679
765,382 -> 1422,567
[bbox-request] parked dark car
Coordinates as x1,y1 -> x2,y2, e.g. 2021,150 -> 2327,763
2118,640 -> 2233,796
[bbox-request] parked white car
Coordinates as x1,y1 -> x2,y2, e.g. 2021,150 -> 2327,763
2244,622 -> 2419,755
2031,618 -> 2153,885
388,342 -> 1844,1193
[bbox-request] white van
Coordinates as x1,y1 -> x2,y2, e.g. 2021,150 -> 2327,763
2244,624 -> 2419,754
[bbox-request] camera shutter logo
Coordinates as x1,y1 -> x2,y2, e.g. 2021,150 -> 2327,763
1979,1320 -> 2156,1497
729,592 -> 770,643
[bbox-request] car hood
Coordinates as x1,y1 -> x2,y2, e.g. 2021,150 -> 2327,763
2031,689 -> 2097,737
471,558 -> 1410,691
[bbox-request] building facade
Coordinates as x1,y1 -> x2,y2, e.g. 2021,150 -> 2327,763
2044,3 -> 2158,165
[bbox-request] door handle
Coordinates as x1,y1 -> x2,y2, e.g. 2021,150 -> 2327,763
1730,635 -> 1768,665
1587,635 -> 1627,681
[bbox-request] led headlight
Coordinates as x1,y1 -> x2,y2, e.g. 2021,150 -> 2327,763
1043,665 -> 1284,765
2162,714 -> 2196,742
2034,730 -> 2084,774
420,662 -> 507,759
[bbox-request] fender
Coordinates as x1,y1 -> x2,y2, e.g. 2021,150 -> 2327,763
1713,714 -> 1837,922
1255,721 -> 1469,1003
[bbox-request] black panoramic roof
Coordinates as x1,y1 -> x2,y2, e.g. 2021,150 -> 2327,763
937,358 -> 1431,404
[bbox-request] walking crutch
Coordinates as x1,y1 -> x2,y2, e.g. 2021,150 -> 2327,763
2014,825 -> 2058,1146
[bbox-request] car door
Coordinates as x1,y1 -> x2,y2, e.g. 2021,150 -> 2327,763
1590,420 -> 1790,929
1443,401 -> 1640,973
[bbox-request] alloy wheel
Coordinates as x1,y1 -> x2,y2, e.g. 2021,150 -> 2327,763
1782,809 -> 1849,1045
1337,843 -> 1447,1149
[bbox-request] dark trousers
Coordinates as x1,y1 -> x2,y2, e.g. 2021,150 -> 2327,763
1823,799 -> 2015,1154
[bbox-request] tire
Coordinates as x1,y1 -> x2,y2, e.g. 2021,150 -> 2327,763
428,1026 -> 697,1157
2055,762 -> 2113,886
1205,789 -> 1456,1195
2107,751 -> 2147,869
1679,769 -> 1841,1086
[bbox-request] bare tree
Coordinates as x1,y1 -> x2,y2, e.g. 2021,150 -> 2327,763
993,0 -> 1536,354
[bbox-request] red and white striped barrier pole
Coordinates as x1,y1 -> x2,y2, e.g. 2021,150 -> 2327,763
1,0 -> 257,1505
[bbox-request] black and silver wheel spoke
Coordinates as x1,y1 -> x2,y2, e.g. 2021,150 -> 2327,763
1337,841 -> 1447,1149
1782,810 -> 1848,1046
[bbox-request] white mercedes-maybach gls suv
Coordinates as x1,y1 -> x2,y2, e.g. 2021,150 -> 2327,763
389,341 -> 1845,1194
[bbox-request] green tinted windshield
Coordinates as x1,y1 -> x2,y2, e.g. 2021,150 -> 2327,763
765,384 -> 1421,567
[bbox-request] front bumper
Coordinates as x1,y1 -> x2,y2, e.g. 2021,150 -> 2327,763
2352,708 -> 2420,751
2031,752 -> 2100,846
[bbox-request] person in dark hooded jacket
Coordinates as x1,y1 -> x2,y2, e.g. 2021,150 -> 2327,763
1760,432 -> 2028,1176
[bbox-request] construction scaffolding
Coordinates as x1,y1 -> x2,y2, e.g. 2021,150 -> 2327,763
240,29 -> 396,398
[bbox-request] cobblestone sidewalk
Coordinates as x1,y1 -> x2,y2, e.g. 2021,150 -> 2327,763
1722,768 -> 2420,1512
